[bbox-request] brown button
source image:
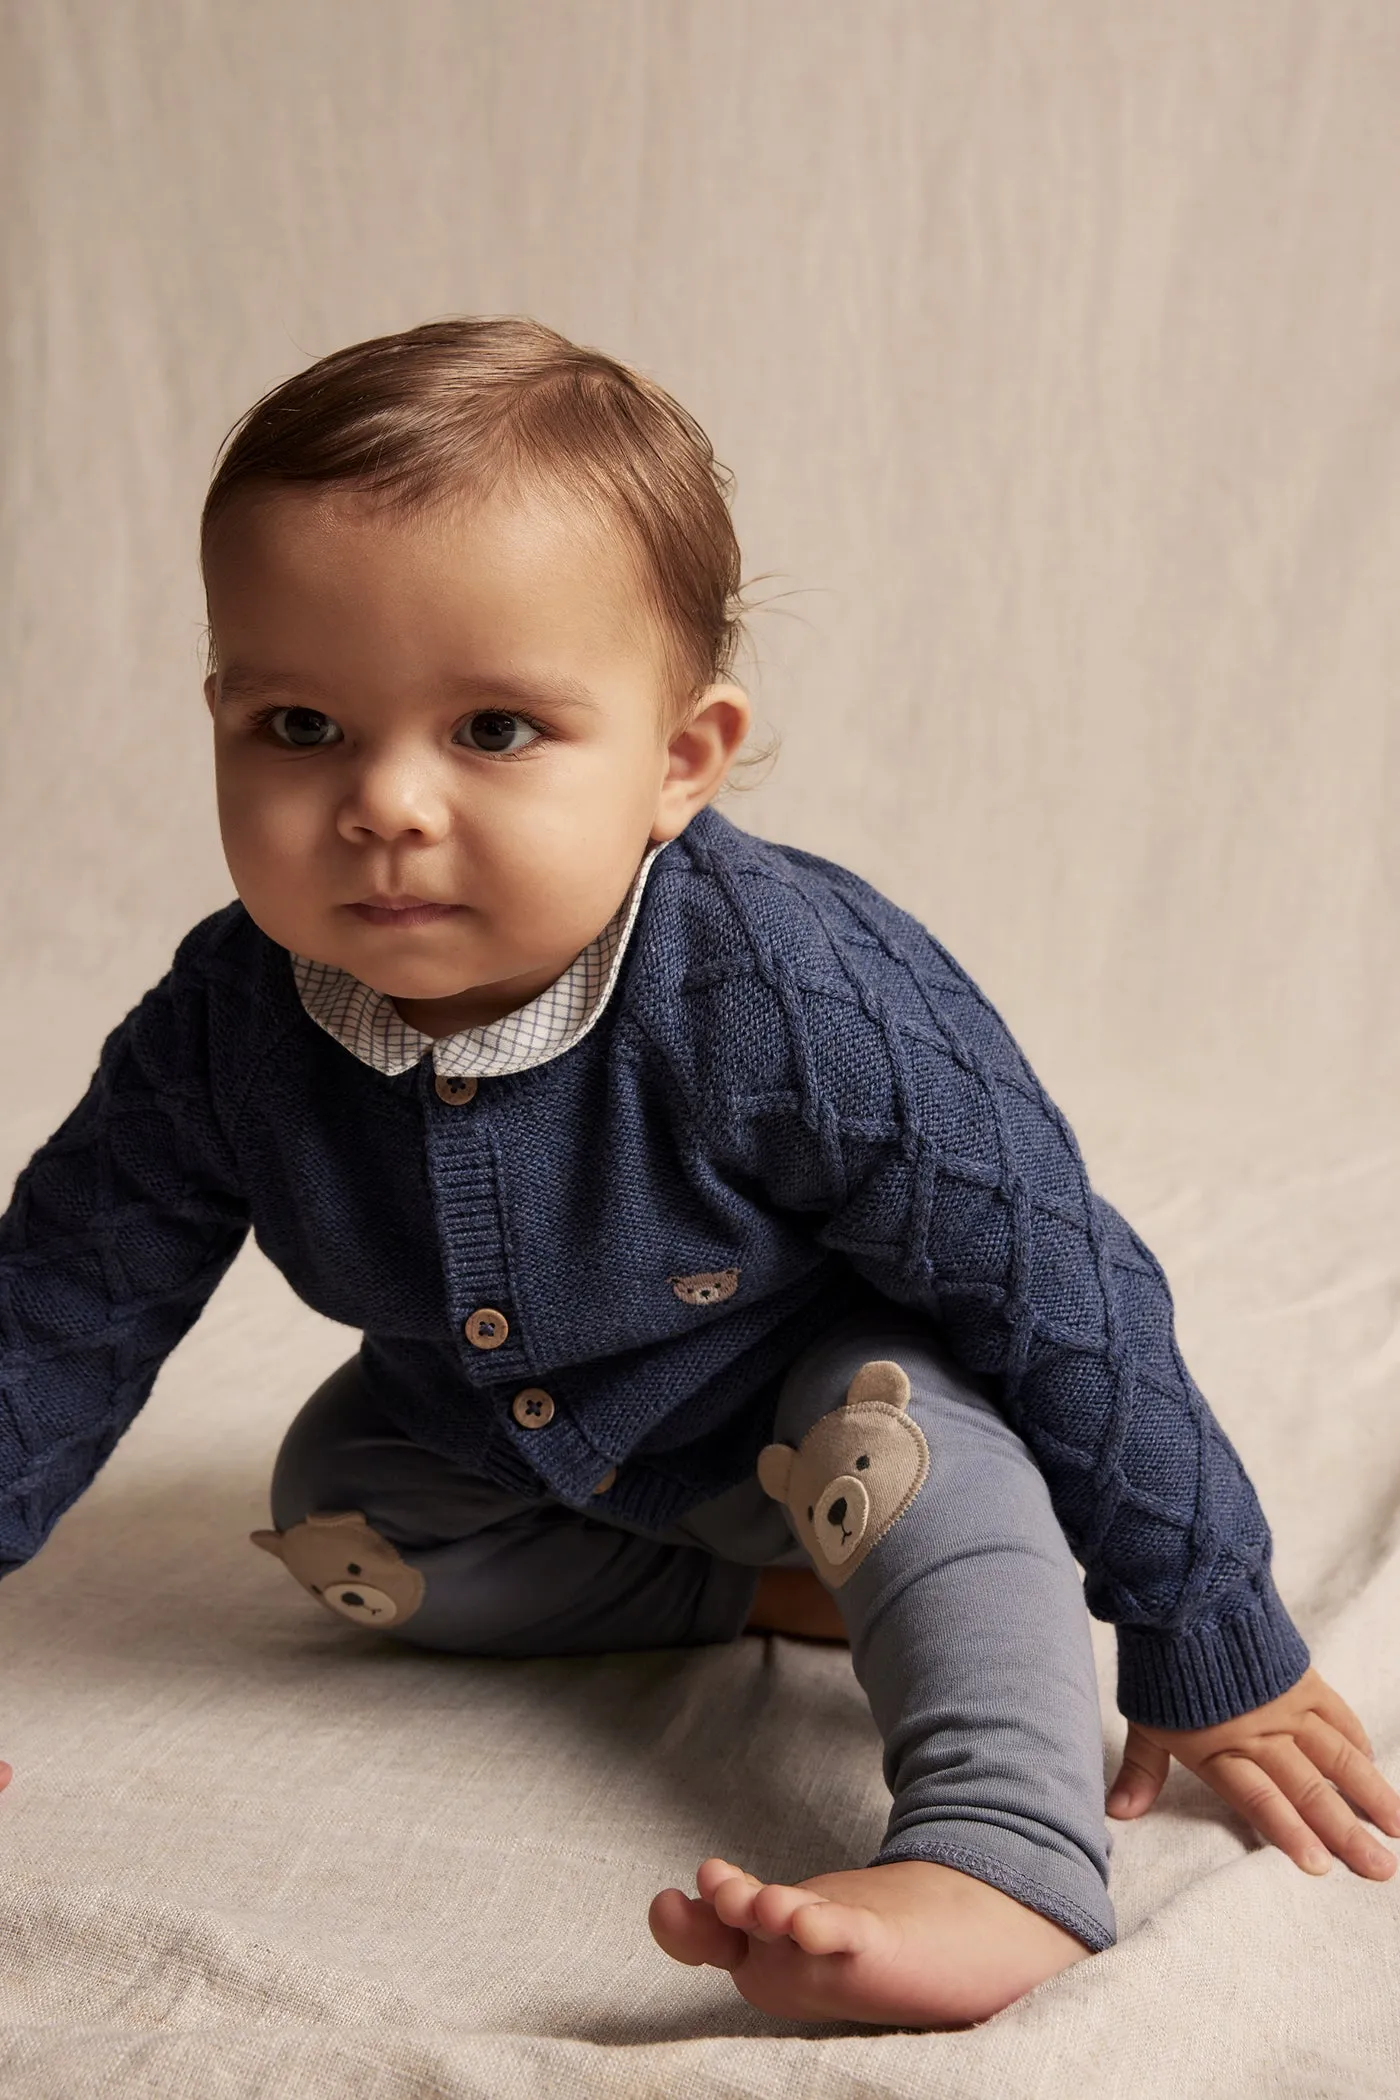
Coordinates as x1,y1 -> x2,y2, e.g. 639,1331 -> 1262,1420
435,1073 -> 479,1105
512,1387 -> 555,1428
464,1308 -> 510,1350
590,1467 -> 618,1495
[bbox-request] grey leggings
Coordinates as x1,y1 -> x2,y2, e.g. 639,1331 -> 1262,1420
267,1318 -> 1117,1952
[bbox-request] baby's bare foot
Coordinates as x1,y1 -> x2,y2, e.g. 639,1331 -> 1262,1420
648,1856 -> 1092,2028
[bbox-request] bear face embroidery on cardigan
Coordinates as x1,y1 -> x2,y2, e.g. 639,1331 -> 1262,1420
670,1268 -> 740,1306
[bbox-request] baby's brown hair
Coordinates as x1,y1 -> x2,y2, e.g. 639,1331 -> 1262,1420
201,317 -> 746,725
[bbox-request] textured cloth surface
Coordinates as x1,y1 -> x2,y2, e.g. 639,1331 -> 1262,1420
3,3 -> 1399,2096
0,804 -> 1311,1731
290,840 -> 664,1079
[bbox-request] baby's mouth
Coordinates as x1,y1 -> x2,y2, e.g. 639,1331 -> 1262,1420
349,897 -> 461,927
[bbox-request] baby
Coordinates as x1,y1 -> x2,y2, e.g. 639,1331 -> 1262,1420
1,317 -> 1396,2033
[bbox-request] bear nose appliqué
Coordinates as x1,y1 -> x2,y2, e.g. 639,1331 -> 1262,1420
323,1580 -> 399,1624
810,1475 -> 871,1567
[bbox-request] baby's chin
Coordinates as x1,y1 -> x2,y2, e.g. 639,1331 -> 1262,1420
243,909 -> 491,998
314,949 -> 504,1001
304,935 -> 567,1012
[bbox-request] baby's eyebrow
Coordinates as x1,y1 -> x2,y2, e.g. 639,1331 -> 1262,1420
214,667 -> 600,713
216,663 -> 335,705
443,671 -> 601,714
216,667 -> 324,702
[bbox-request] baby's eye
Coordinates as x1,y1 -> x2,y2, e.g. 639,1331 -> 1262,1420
265,706 -> 342,748
457,710 -> 541,754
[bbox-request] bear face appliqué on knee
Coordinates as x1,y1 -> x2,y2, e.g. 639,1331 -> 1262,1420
251,1511 -> 425,1628
756,1361 -> 930,1588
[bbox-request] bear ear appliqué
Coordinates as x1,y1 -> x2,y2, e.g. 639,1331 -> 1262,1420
844,1360 -> 912,1411
757,1443 -> 795,1500
251,1509 -> 369,1560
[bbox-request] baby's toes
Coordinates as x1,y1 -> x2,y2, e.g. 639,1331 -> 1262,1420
696,1856 -> 760,1904
750,1881 -> 835,1940
648,1888 -> 746,1971
787,1894 -> 884,1959
710,1870 -> 773,1936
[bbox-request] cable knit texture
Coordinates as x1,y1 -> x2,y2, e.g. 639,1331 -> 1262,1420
0,804 -> 1309,1729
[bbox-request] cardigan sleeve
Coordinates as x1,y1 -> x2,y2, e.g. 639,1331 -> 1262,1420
725,922 -> 1310,1733
0,954 -> 251,1578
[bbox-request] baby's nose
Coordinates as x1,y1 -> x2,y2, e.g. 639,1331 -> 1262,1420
336,754 -> 454,847
826,1498 -> 847,1526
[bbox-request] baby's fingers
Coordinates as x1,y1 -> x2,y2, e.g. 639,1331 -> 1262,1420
1303,1670 -> 1376,1762
1297,1716 -> 1400,1842
1205,1743 -> 1395,1880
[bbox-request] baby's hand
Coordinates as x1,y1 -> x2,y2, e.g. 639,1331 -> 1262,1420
1108,1665 -> 1400,1879
0,1760 -> 11,1795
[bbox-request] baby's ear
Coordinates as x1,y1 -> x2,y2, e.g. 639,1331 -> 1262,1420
757,1443 -> 795,1502
249,1528 -> 285,1560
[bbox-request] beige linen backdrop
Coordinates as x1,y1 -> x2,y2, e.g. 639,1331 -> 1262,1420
2,4 -> 1398,2095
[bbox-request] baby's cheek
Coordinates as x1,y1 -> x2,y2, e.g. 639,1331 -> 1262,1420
216,774 -> 324,916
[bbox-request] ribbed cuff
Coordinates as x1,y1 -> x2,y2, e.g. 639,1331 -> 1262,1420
1116,1572 -> 1311,1730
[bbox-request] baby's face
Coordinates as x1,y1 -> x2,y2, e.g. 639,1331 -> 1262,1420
203,483 -> 747,1031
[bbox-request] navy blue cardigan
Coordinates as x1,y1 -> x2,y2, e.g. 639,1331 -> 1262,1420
0,804 -> 1309,1730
